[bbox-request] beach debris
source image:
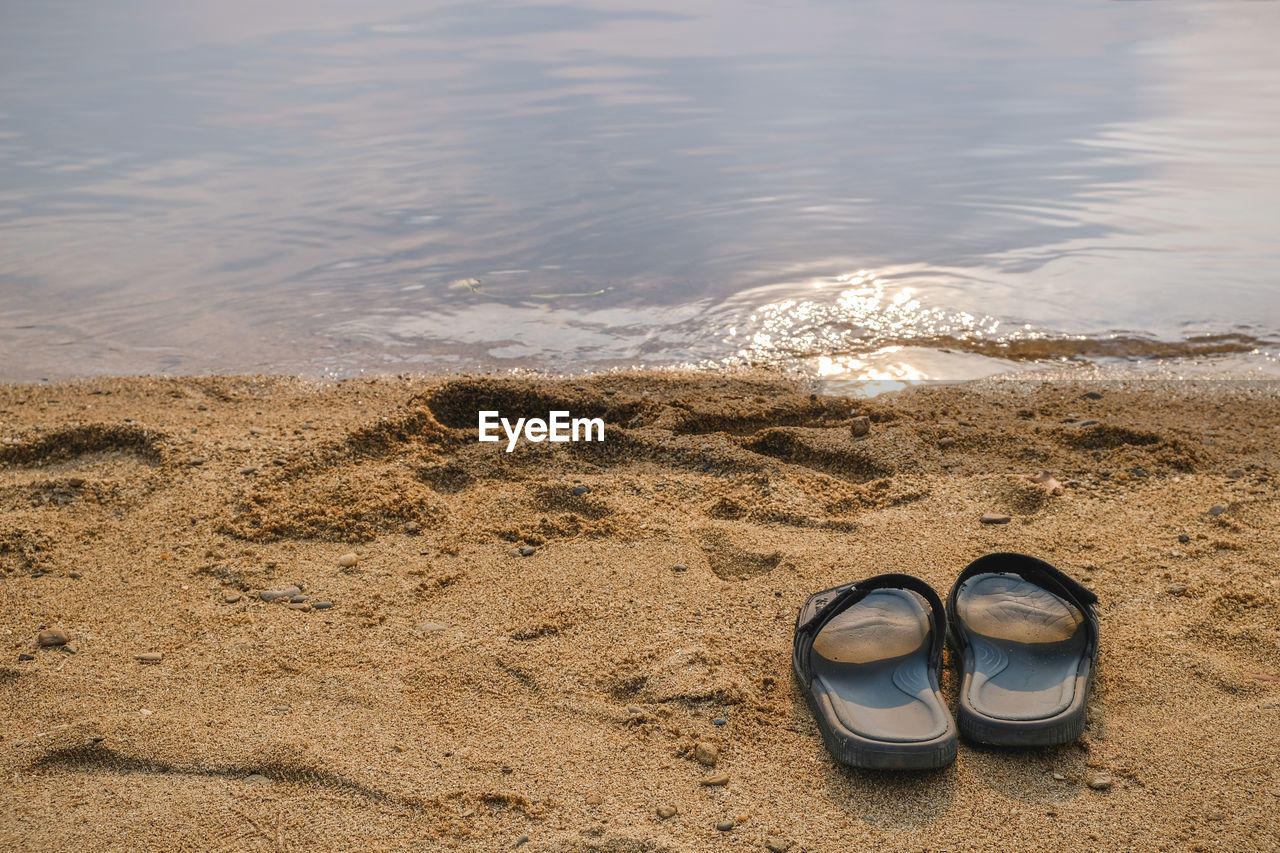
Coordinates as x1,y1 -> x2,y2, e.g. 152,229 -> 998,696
656,805 -> 678,820
1086,772 -> 1112,791
134,652 -> 163,664
37,628 -> 68,647
715,820 -> 735,832
765,838 -> 793,853
700,773 -> 730,787
849,416 -> 871,438
693,741 -> 719,767
1030,471 -> 1065,495
260,585 -> 301,602
980,513 -> 1012,525
1208,505 -> 1226,517
338,552 -> 360,568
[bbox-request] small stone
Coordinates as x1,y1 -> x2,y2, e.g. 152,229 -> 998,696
338,552 -> 360,568
508,548 -> 521,557
516,837 -> 529,848
1086,773 -> 1112,791
271,704 -> 291,712
243,773 -> 270,785
37,628 -> 68,647
715,820 -> 735,832
981,513 -> 1012,525
239,466 -> 258,475
288,602 -> 310,611
18,653 -> 35,661
187,458 -> 206,467
139,708 -> 153,716
1226,469 -> 1243,480
1166,584 -> 1188,596
700,773 -> 730,787
571,485 -> 592,496
1077,420 -> 1099,427
656,805 -> 677,820
290,594 -> 307,604
1030,471 -> 1065,494
1208,505 -> 1226,517
259,586 -> 301,602
938,437 -> 956,449
1052,772 -> 1066,781
672,564 -> 688,572
417,621 -> 448,632
693,742 -> 719,767
585,793 -> 603,806
1081,391 -> 1103,400
1178,534 -> 1190,544
518,545 -> 536,557
765,837 -> 792,853
1131,466 -> 1149,478
135,652 -> 163,664
68,572 -> 82,579
224,592 -> 242,603
712,717 -> 727,727
404,521 -> 421,534
312,600 -> 333,610
849,416 -> 871,438
68,477 -> 85,488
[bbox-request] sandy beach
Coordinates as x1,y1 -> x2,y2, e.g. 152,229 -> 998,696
1,371 -> 1277,852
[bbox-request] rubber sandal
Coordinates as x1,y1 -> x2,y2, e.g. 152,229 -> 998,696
793,574 -> 957,770
946,553 -> 1099,747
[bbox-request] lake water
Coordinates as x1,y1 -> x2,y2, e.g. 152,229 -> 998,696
2,0 -> 1279,384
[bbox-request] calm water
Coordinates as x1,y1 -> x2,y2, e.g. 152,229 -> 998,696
2,0 -> 1279,383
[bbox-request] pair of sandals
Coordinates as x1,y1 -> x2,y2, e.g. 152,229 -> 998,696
792,552 -> 1098,770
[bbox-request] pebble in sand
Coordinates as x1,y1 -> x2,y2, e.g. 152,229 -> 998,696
37,628 -> 68,647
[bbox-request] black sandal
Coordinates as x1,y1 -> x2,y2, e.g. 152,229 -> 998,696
946,553 -> 1099,747
793,574 -> 957,770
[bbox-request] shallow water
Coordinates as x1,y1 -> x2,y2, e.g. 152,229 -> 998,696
2,0 -> 1278,382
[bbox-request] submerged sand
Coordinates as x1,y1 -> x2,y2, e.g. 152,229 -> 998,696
1,371 -> 1277,851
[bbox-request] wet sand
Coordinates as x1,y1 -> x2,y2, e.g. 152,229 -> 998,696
1,371 -> 1277,851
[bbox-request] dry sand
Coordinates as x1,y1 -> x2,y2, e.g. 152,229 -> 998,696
1,371 -> 1277,852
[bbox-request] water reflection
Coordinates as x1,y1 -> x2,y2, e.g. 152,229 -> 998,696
0,0 -> 1278,380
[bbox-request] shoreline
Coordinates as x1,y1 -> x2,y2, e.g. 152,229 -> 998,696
2,371 -> 1278,851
